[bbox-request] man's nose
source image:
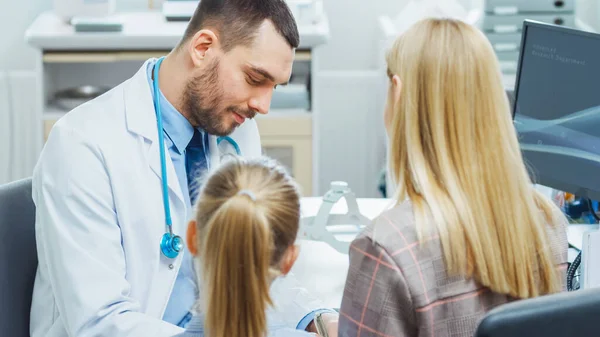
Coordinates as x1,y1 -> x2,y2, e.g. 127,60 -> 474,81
248,89 -> 273,115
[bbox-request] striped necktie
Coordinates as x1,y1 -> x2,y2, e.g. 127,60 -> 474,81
186,129 -> 208,205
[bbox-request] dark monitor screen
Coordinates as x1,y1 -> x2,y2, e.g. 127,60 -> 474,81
513,20 -> 600,201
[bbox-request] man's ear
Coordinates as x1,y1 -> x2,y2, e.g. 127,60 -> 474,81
187,29 -> 220,67
391,74 -> 402,106
186,220 -> 198,256
280,245 -> 300,276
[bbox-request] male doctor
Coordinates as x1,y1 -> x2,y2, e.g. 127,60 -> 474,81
30,0 -> 338,336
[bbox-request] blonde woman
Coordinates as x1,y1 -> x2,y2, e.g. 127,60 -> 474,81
177,157 -> 333,337
338,18 -> 568,337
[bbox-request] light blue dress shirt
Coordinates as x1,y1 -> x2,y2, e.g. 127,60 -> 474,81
146,60 -> 201,327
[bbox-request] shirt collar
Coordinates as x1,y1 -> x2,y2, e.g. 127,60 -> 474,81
146,59 -> 195,154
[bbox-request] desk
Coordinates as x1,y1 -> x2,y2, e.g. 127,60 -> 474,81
293,198 -> 593,308
292,197 -> 392,308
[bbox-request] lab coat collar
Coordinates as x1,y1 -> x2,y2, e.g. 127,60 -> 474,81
123,59 -> 185,205
144,58 -> 195,155
124,58 -> 159,142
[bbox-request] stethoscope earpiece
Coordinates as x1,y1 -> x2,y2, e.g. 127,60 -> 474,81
160,232 -> 183,259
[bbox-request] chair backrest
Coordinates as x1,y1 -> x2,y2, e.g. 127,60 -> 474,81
0,178 -> 37,337
475,287 -> 600,337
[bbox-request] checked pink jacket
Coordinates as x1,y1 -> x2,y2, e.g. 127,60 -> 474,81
338,201 -> 568,337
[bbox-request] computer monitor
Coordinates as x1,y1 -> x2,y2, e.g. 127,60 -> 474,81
513,20 -> 600,201
474,287 -> 600,337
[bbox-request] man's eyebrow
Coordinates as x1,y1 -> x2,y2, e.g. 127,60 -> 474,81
246,65 -> 289,85
248,66 -> 276,82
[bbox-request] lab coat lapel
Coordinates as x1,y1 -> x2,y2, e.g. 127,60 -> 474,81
124,60 -> 185,206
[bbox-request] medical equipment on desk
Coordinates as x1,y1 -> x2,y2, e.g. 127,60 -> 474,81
299,181 -> 371,254
53,86 -> 109,111
152,57 -> 242,259
162,0 -> 324,24
53,0 -> 123,31
53,0 -> 115,21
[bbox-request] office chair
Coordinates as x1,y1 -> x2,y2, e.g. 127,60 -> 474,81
0,178 -> 37,337
475,287 -> 600,337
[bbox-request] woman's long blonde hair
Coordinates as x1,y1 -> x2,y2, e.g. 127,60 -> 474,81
193,157 -> 301,337
386,18 -> 565,298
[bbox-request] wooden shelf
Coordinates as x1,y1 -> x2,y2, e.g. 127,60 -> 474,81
295,50 -> 312,62
255,110 -> 312,137
43,50 -> 169,63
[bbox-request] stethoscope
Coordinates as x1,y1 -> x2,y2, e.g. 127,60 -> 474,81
153,57 -> 242,259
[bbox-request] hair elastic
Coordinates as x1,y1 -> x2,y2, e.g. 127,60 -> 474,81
237,189 -> 256,201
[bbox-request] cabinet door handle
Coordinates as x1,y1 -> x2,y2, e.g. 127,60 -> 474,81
494,25 -> 519,33
493,6 -> 518,15
495,43 -> 519,52
500,61 -> 518,71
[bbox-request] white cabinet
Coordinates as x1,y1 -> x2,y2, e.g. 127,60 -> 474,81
256,111 -> 313,195
27,11 -> 329,196
482,0 -> 576,82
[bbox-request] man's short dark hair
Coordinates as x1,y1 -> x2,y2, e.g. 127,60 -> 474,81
181,0 -> 300,52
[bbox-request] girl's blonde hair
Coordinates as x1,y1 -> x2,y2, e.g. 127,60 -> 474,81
194,157 -> 301,337
385,18 -> 565,298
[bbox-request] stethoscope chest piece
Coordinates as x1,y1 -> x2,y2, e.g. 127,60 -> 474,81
160,232 -> 183,259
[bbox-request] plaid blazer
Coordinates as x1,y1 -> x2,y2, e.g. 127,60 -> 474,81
338,201 -> 568,337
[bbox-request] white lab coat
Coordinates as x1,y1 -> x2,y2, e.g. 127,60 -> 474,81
30,60 -> 323,337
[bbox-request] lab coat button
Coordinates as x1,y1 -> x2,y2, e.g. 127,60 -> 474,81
168,264 -> 174,270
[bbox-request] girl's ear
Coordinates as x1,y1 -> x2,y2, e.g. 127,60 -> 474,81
280,245 -> 300,276
391,74 -> 402,106
186,220 -> 198,256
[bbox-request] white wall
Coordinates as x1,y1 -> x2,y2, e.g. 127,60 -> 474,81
316,0 -> 475,71
313,0 -> 474,197
2,0 -> 600,187
0,0 -> 149,184
313,0 -> 600,197
0,0 -> 51,184
578,0 -> 599,30
315,0 -> 600,72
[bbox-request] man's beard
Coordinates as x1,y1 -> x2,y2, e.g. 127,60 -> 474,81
182,59 -> 256,136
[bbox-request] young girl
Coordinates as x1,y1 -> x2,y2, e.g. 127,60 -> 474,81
339,18 -> 568,337
177,157 -> 315,337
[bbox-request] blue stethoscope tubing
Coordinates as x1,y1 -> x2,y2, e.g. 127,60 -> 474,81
217,135 -> 241,155
153,57 -> 242,259
153,57 -> 184,259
